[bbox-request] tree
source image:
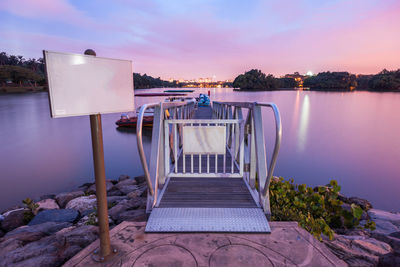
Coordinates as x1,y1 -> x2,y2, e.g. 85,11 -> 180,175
233,69 -> 278,90
133,73 -> 180,89
303,72 -> 357,91
277,77 -> 297,88
367,69 -> 400,92
0,65 -> 43,86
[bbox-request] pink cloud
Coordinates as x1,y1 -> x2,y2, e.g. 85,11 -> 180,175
1,0 -> 399,80
0,0 -> 92,25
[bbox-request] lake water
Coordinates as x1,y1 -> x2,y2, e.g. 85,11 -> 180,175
0,88 -> 399,212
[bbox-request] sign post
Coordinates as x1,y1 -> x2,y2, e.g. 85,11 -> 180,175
84,49 -> 112,261
44,48 -> 134,262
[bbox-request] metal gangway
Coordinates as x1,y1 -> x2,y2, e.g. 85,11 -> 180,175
137,100 -> 282,232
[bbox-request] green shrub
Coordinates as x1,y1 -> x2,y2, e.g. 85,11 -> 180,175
270,178 -> 375,241
22,198 -> 39,224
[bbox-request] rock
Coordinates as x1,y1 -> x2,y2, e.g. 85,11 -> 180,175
390,232 -> 400,239
349,197 -> 373,211
324,234 -> 392,266
86,181 -> 114,194
0,214 -> 4,222
134,175 -> 146,184
2,207 -> 25,217
80,209 -> 96,217
119,174 -> 130,182
127,190 -> 141,199
115,178 -> 138,194
0,229 -> 4,238
55,190 -> 84,208
1,205 -> 22,215
5,221 -> 72,237
65,195 -> 97,213
0,225 -> 98,266
107,187 -> 124,196
370,219 -> 400,235
39,194 -> 56,200
34,199 -> 59,215
77,214 -> 113,226
0,231 -> 47,255
107,179 -> 118,185
28,209 -> 79,226
379,251 -> 400,266
337,193 -> 350,203
79,182 -> 94,189
107,198 -> 146,221
108,204 -> 129,222
114,209 -> 146,224
107,195 -> 128,206
372,232 -> 400,252
1,209 -> 27,232
77,184 -> 91,192
368,209 -> 400,227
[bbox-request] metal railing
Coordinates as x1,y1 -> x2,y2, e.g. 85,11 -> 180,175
213,101 -> 282,216
137,100 -> 281,217
136,100 -> 196,211
164,119 -> 244,178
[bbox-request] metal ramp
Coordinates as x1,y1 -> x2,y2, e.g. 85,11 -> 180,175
146,208 -> 270,232
136,102 -> 281,233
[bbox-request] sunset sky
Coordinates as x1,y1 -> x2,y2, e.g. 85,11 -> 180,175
1,0 -> 399,80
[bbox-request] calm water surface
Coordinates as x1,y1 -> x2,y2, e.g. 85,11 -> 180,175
0,88 -> 399,212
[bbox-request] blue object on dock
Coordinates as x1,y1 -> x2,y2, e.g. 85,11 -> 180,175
198,93 -> 210,106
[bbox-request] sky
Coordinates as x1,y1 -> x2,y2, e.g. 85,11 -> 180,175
0,0 -> 399,80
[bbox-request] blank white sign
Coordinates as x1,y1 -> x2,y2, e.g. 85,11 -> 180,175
183,126 -> 226,154
44,50 -> 134,118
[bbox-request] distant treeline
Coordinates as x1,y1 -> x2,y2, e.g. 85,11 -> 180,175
0,52 -> 46,86
233,69 -> 400,92
133,73 -> 181,89
232,69 -> 296,90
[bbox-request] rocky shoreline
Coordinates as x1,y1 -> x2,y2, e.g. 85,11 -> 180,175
323,196 -> 400,266
0,175 -> 399,266
0,174 -> 148,266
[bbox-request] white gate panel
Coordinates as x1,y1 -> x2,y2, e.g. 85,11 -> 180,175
183,126 -> 226,154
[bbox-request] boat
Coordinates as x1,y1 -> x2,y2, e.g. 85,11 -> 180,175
163,89 -> 194,93
116,98 -> 196,128
197,93 -> 210,106
115,109 -> 155,128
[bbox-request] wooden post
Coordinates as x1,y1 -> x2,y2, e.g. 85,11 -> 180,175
90,114 -> 112,260
84,49 -> 115,261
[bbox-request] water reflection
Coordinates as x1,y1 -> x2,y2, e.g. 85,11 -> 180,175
297,94 -> 310,152
291,91 -> 301,133
1,89 -> 400,212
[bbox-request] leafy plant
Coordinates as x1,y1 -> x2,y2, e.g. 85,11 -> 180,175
270,178 -> 375,241
86,211 -> 98,226
22,198 -> 39,224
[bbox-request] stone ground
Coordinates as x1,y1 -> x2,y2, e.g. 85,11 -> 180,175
65,221 -> 346,267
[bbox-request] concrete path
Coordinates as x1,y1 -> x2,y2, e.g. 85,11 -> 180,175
64,221 -> 346,267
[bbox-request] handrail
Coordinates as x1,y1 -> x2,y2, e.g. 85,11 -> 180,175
137,100 -> 196,197
136,103 -> 160,196
212,101 -> 282,197
258,103 -> 282,197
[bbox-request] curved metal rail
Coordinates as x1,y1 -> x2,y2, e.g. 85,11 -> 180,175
212,101 -> 282,198
258,103 -> 282,197
137,101 -> 196,198
136,103 -> 160,196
